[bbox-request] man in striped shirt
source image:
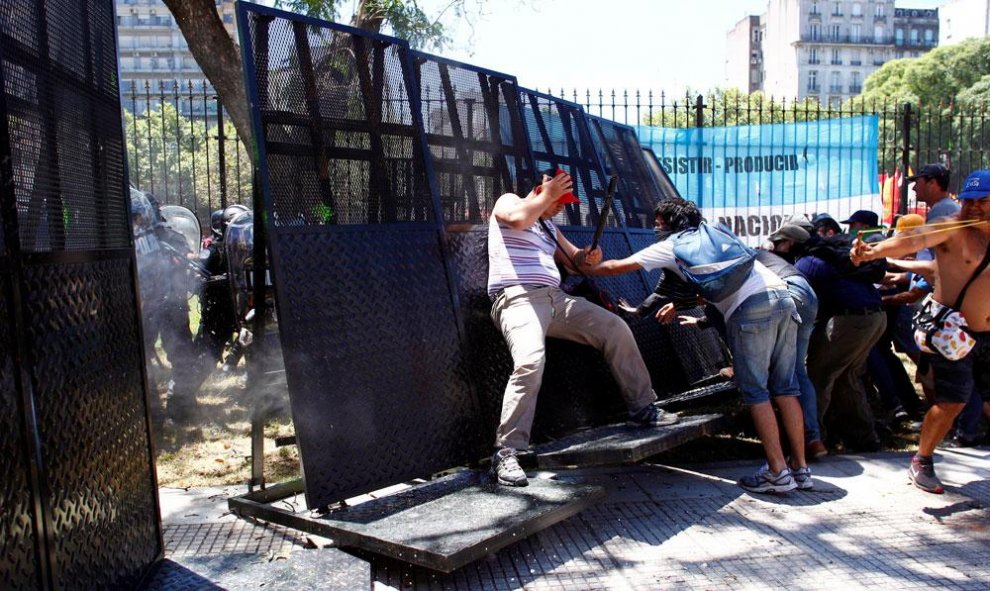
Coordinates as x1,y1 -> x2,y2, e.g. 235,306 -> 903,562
487,171 -> 677,487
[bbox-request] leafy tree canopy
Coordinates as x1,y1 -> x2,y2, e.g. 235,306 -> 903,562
857,37 -> 990,106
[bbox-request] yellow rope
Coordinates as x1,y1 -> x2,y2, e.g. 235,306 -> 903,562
869,218 -> 989,242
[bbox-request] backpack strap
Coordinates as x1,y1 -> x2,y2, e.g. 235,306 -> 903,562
953,244 -> 990,310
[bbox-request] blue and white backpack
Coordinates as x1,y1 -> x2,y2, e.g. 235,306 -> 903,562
671,222 -> 756,301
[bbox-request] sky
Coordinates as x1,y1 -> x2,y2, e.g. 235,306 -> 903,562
408,0 -> 946,96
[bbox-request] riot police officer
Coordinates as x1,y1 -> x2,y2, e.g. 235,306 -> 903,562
195,206 -> 242,365
131,188 -> 205,424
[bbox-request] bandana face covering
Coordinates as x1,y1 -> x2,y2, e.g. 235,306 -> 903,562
654,228 -> 674,242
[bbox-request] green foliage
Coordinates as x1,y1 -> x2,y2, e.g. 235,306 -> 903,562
275,0 -> 340,22
858,37 -> 990,106
645,88 -> 828,128
849,38 -> 990,176
124,103 -> 253,227
276,0 -> 453,50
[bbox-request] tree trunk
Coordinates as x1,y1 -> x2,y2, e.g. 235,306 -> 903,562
162,0 -> 254,156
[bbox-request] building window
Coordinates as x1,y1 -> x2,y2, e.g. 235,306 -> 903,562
910,28 -> 919,45
830,24 -> 841,39
850,71 -> 861,93
808,70 -> 819,91
809,47 -> 820,64
830,71 -> 842,93
851,2 -> 862,16
875,3 -> 885,17
850,49 -> 861,65
925,29 -> 934,45
832,2 -> 843,16
874,25 -> 885,43
831,48 -> 842,64
810,23 -> 821,40
895,28 -> 904,44
851,24 -> 861,42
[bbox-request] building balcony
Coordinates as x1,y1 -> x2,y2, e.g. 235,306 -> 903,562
850,60 -> 862,65
829,85 -> 843,93
809,58 -> 821,64
807,84 -> 821,93
849,84 -> 863,94
831,60 -> 843,65
800,34 -> 893,45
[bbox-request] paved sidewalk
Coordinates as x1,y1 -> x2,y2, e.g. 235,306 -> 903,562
160,447 -> 990,590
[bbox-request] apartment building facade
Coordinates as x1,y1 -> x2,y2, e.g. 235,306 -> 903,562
115,0 -> 237,114
727,0 -> 938,105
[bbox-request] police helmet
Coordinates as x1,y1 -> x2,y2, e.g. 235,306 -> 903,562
130,187 -> 156,235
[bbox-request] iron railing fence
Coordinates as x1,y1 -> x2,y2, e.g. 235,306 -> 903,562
542,88 -> 990,209
122,82 -> 990,228
122,80 -> 253,230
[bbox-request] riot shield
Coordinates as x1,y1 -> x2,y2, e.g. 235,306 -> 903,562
160,204 -> 203,257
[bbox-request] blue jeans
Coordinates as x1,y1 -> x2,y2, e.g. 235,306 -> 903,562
786,276 -> 821,442
725,288 -> 801,405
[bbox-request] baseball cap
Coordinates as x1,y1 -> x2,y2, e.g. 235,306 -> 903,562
958,170 -> 990,200
906,163 -> 950,186
536,168 -> 580,204
894,213 -> 925,235
840,210 -> 880,227
768,224 -> 810,244
784,214 -> 815,232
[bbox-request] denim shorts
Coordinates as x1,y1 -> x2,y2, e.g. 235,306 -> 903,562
725,288 -> 801,405
928,330 -> 990,404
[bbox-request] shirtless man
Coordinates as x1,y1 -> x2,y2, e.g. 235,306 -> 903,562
851,170 -> 990,493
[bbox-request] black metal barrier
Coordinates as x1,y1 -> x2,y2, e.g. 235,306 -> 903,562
239,3 -> 731,509
0,1 -> 161,589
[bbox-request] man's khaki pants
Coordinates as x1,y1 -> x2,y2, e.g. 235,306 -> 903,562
490,285 -> 657,450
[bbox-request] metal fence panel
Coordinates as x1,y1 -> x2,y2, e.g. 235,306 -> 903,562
0,1 -> 161,589
240,5 -> 480,508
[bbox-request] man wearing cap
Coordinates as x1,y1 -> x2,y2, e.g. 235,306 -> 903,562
852,169 -> 990,493
812,213 -> 842,238
486,171 -> 677,487
767,224 -> 809,264
908,163 -> 959,222
841,210 -> 881,233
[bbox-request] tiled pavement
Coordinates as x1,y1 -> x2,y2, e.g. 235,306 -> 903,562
160,447 -> 990,590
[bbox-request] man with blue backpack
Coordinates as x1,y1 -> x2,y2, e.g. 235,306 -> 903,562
589,197 -> 809,493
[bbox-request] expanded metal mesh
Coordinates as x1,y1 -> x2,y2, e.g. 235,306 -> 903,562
587,116 -> 662,229
517,88 -> 627,229
1,1 -> 129,253
252,14 -> 433,225
412,52 -> 533,224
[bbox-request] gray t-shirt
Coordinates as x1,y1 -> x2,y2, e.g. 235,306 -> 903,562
927,196 -> 960,222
